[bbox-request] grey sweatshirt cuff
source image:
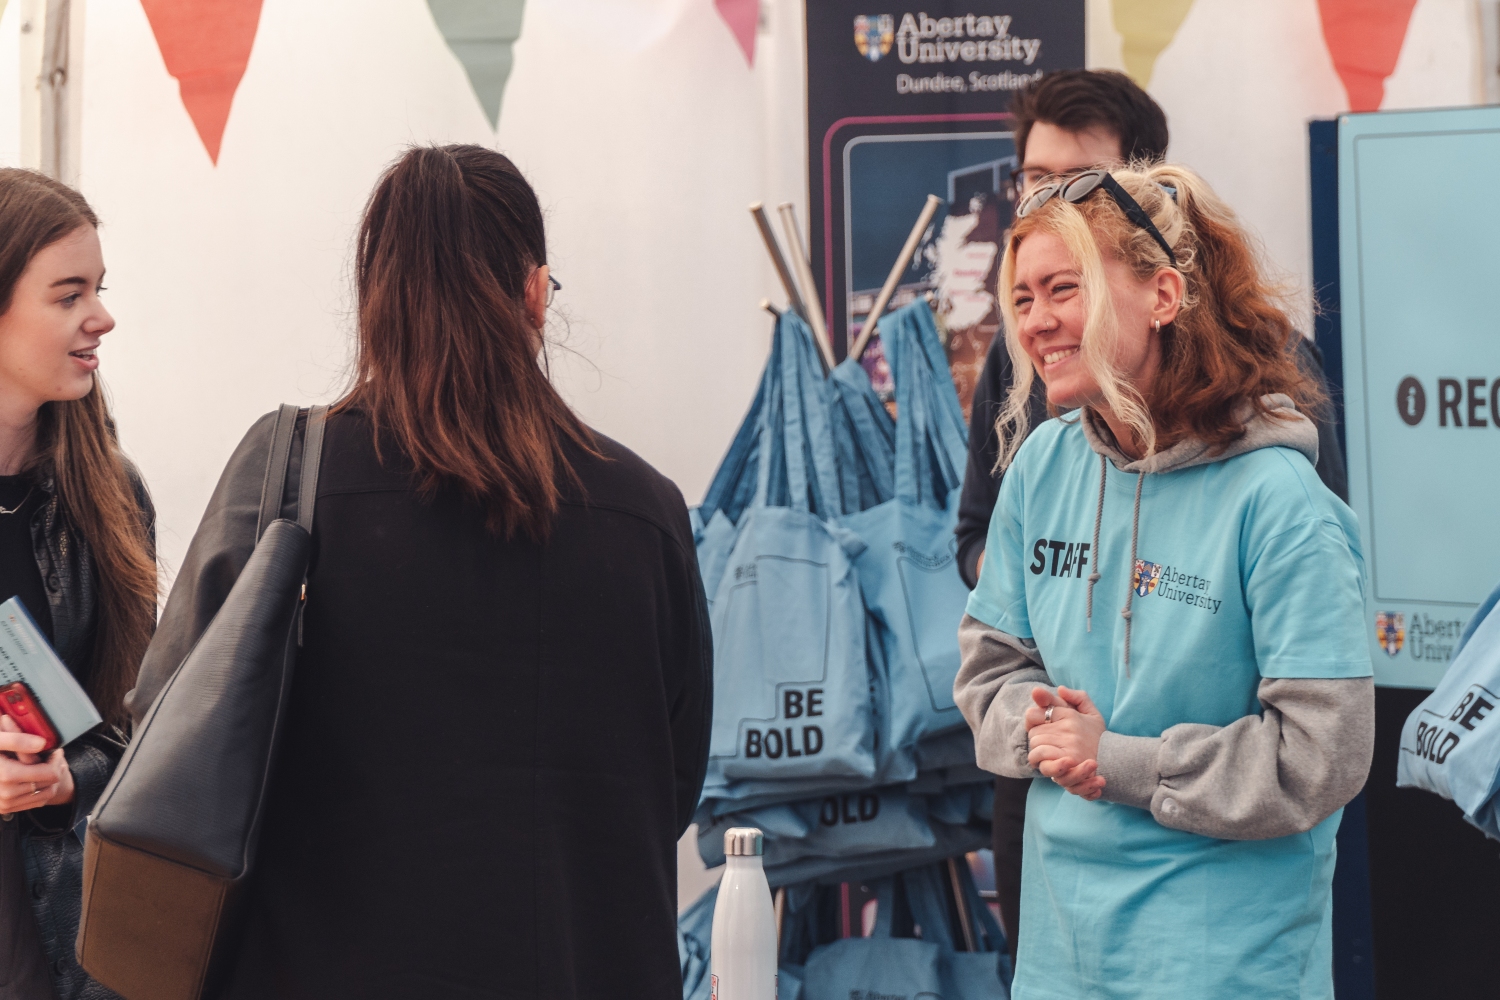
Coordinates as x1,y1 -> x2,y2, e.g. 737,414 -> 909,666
1096,731 -> 1162,810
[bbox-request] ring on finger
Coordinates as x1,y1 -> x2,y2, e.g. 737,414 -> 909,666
1044,706 -> 1054,723
30,782 -> 40,796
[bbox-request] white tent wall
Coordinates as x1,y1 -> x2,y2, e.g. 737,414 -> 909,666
0,0 -> 1487,911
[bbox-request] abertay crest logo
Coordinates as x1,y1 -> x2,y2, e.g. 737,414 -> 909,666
1132,560 -> 1161,598
1375,611 -> 1405,657
854,15 -> 895,61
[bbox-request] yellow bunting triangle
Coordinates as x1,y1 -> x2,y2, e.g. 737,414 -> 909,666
1112,0 -> 1196,88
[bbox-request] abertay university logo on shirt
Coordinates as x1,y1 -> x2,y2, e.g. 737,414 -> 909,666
1133,558 -> 1223,615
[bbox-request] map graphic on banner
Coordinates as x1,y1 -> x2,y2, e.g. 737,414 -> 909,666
140,0 -> 265,164
425,0 -> 527,129
1338,106 -> 1500,688
805,3 -> 1084,415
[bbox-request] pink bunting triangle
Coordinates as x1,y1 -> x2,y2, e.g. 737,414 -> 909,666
140,0 -> 265,164
715,0 -> 757,67
1316,0 -> 1418,112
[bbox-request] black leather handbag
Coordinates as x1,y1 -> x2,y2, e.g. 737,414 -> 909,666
77,404 -> 327,1000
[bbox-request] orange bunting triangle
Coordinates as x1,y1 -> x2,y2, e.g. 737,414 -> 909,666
1316,0 -> 1418,112
140,0 -> 265,164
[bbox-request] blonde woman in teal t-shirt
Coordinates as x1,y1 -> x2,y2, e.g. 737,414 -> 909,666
955,163 -> 1373,1000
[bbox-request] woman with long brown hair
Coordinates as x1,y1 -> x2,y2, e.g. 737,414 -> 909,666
953,163 -> 1373,998
0,170 -> 156,999
129,145 -> 712,998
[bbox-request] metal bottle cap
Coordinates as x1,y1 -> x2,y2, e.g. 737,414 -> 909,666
723,827 -> 764,857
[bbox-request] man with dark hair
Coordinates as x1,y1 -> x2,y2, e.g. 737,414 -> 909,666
958,68 -> 1347,966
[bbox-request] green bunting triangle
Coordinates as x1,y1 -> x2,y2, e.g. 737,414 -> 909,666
426,0 -> 527,129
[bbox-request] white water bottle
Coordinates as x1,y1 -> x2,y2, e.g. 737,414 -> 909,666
710,827 -> 778,1000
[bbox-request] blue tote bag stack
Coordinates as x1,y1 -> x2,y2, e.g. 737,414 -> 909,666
839,301 -> 973,782
685,304 -> 1004,997
695,780 -> 993,887
1397,576 -> 1500,838
689,302 -> 993,884
695,313 -> 879,803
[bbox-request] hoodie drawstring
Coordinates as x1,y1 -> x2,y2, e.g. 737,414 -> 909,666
1119,471 -> 1145,678
1085,454 -> 1106,631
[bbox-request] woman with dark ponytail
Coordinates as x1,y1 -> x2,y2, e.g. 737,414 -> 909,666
129,145 -> 712,999
0,170 -> 156,999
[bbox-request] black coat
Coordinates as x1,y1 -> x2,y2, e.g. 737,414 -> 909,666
126,409 -> 712,999
1,466 -> 150,1000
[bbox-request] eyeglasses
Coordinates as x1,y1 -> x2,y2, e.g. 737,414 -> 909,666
546,273 -> 561,308
1015,169 -> 1178,268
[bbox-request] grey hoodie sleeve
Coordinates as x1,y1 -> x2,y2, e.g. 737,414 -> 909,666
955,615 -> 1055,779
1096,676 -> 1375,840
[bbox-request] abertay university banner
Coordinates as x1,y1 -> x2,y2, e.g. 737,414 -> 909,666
1339,106 -> 1500,689
805,3 -> 1083,410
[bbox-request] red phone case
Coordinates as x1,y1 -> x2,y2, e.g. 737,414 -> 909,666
0,682 -> 60,754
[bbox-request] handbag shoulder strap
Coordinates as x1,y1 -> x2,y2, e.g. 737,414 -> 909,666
256,404 -> 330,540
297,405 -> 329,531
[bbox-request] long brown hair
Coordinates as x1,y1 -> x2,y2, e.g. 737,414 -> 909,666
995,162 -> 1322,466
337,145 -> 594,541
0,169 -> 156,729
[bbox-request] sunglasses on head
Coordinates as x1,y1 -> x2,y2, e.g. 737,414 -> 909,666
1015,170 -> 1178,268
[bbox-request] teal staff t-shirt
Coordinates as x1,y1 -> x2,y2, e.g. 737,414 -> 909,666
966,416 -> 1372,1000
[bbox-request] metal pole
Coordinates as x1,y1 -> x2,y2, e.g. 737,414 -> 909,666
849,194 -> 943,362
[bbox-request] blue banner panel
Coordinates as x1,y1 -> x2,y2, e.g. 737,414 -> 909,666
1339,107 -> 1500,689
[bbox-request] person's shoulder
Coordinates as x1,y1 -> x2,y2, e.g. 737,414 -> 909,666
1228,444 -> 1357,540
1012,413 -> 1084,469
562,429 -> 692,547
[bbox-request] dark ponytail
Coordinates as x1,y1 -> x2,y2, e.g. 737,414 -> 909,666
337,145 -> 595,541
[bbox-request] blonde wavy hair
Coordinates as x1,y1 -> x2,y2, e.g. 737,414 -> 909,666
993,162 -> 1321,469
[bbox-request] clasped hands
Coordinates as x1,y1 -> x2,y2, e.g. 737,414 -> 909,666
1025,685 -> 1107,801
0,714 -> 73,815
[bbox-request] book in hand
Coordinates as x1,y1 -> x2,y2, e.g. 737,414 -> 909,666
0,596 -> 102,753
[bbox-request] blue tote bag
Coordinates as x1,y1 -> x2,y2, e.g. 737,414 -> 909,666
801,864 -> 1007,1000
839,301 -> 973,778
703,314 -> 878,786
827,357 -> 896,516
1398,577 -> 1500,839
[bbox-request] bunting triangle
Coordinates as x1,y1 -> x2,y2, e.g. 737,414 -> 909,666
426,0 -> 527,130
140,0 -> 264,165
0,3 -> 9,27
714,0 -> 757,67
1111,0 -> 1195,89
1317,0 -> 1418,112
